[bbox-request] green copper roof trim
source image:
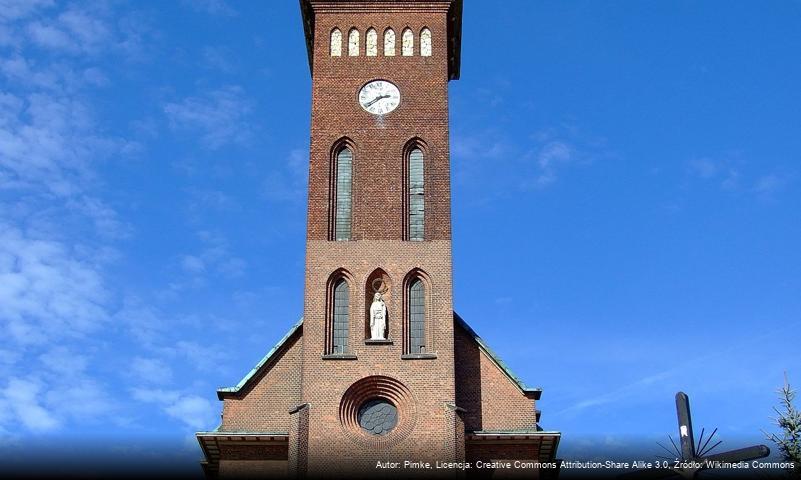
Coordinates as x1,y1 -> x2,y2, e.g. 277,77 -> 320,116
196,430 -> 289,436
217,317 -> 303,399
470,430 -> 561,435
454,312 -> 543,400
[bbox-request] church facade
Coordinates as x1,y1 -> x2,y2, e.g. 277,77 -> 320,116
196,1 -> 560,477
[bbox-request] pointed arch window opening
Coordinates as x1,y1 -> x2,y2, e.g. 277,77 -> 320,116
332,278 -> 350,354
408,278 -> 425,354
330,28 -> 342,57
366,28 -> 378,57
408,148 -> 424,241
402,28 -> 414,56
348,29 -> 360,56
334,148 -> 353,241
384,29 -> 396,56
420,28 -> 432,57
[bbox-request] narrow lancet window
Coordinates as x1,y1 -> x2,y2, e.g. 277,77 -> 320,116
330,28 -> 342,57
384,29 -> 396,56
366,28 -> 378,56
420,28 -> 432,57
408,148 -> 424,241
402,28 -> 414,56
334,148 -> 353,241
332,279 -> 349,354
408,279 -> 425,353
348,28 -> 360,56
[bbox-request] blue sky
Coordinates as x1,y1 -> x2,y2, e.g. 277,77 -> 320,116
1,0 -> 799,469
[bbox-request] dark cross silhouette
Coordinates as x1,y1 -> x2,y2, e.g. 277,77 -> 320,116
620,392 -> 770,479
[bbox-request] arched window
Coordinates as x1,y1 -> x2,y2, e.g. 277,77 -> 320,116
407,148 -> 424,241
332,278 -> 350,354
333,148 -> 352,241
348,28 -> 360,56
384,28 -> 396,56
402,28 -> 414,56
366,28 -> 378,56
408,278 -> 425,354
330,28 -> 342,57
420,28 -> 432,57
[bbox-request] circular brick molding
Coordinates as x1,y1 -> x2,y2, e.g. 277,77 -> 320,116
339,375 -> 416,448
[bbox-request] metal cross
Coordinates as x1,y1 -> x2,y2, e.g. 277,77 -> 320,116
620,392 -> 770,479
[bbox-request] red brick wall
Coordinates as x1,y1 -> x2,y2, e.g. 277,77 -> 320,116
221,333 -> 303,432
306,2 -> 452,242
454,324 -> 538,432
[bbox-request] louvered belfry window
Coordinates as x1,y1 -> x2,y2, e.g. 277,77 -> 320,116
334,148 -> 352,241
332,279 -> 349,354
409,278 -> 425,353
408,148 -> 424,241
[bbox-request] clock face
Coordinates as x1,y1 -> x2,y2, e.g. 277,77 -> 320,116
358,80 -> 400,115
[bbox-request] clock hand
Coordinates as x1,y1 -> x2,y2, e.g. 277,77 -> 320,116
365,94 -> 390,108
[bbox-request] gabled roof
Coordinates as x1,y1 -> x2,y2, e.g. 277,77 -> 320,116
217,314 -> 541,402
216,317 -> 303,400
454,312 -> 543,400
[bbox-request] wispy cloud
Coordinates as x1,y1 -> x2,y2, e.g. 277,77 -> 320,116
2,378 -> 60,431
132,388 -> 216,430
0,223 -> 109,346
164,86 -> 255,149
182,0 -> 238,17
686,156 -> 792,199
263,148 -> 308,203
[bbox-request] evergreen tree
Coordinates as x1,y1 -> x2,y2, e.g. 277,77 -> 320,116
765,374 -> 801,477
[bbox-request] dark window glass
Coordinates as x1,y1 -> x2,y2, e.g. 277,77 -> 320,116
335,148 -> 353,240
358,399 -> 397,435
409,278 -> 425,353
408,148 -> 424,241
332,279 -> 349,353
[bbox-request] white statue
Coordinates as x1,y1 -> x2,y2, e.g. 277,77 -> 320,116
369,292 -> 387,340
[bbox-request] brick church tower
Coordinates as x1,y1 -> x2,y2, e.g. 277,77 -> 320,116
197,1 -> 560,477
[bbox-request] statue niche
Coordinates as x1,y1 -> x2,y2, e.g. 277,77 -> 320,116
364,269 -> 392,341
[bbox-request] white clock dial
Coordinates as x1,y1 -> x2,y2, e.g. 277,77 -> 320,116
358,80 -> 400,115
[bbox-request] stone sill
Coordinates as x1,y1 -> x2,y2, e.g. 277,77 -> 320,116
400,353 -> 438,360
364,339 -> 393,345
321,354 -> 358,360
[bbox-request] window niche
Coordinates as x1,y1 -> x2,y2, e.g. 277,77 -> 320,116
401,28 -> 414,56
403,139 -> 427,241
330,28 -> 342,56
384,28 -> 396,56
329,142 -> 354,241
323,270 -> 356,359
402,270 -> 436,359
420,27 -> 432,57
348,28 -> 360,56
366,28 -> 378,56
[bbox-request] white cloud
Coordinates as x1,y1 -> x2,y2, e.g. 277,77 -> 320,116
132,388 -> 217,430
165,395 -> 216,430
183,0 -> 237,17
263,148 -> 309,202
753,173 -> 787,196
164,86 -> 255,149
686,156 -> 792,199
0,0 -> 54,23
531,140 -> 575,187
2,378 -> 60,431
39,347 -> 88,376
132,357 -> 174,385
180,255 -> 206,274
0,223 -> 109,346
